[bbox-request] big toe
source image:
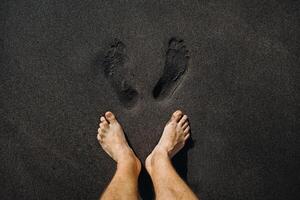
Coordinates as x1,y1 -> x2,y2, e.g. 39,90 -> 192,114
105,111 -> 116,123
171,110 -> 183,122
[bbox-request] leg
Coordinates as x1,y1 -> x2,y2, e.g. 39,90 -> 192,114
97,111 -> 141,200
146,110 -> 199,200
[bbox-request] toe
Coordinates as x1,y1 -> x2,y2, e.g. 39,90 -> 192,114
99,120 -> 109,127
97,133 -> 102,141
97,133 -> 104,143
100,116 -> 107,122
105,111 -> 116,123
97,126 -> 105,137
179,115 -> 188,125
100,122 -> 108,129
171,110 -> 183,122
182,122 -> 189,129
184,126 -> 190,134
184,133 -> 190,140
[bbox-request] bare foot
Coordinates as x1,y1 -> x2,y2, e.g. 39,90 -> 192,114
97,111 -> 140,169
146,110 -> 190,173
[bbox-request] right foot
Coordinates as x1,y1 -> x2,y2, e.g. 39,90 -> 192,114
146,110 -> 190,172
102,39 -> 139,108
97,111 -> 140,171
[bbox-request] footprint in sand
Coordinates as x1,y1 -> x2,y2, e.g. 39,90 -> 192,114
102,39 -> 139,109
152,37 -> 189,100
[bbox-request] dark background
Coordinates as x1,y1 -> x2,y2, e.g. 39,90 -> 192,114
1,0 -> 299,199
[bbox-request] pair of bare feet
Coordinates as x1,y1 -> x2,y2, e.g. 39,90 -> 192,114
97,110 -> 190,173
97,110 -> 198,200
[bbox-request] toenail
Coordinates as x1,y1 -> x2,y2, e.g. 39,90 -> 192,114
176,110 -> 182,114
106,112 -> 112,117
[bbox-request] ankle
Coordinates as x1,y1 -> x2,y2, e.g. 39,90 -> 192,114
153,146 -> 169,158
145,147 -> 170,175
117,151 -> 141,174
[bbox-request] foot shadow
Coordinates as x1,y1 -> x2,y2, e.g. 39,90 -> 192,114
138,166 -> 154,200
172,136 -> 195,181
138,137 -> 195,200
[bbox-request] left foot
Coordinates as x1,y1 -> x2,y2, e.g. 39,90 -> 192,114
97,111 -> 140,170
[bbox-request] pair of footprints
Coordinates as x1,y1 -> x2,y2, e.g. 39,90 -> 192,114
101,37 -> 189,108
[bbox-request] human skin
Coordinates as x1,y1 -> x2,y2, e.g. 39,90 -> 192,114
97,110 -> 198,200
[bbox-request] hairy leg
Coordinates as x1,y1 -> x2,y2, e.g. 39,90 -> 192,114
97,111 -> 141,200
146,110 -> 199,200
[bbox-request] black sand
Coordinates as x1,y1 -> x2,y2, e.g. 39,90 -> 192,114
1,1 -> 299,200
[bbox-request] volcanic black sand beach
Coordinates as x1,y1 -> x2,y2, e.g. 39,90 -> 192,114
1,0 -> 299,199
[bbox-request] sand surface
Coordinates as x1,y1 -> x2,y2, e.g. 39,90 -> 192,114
1,0 -> 299,199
